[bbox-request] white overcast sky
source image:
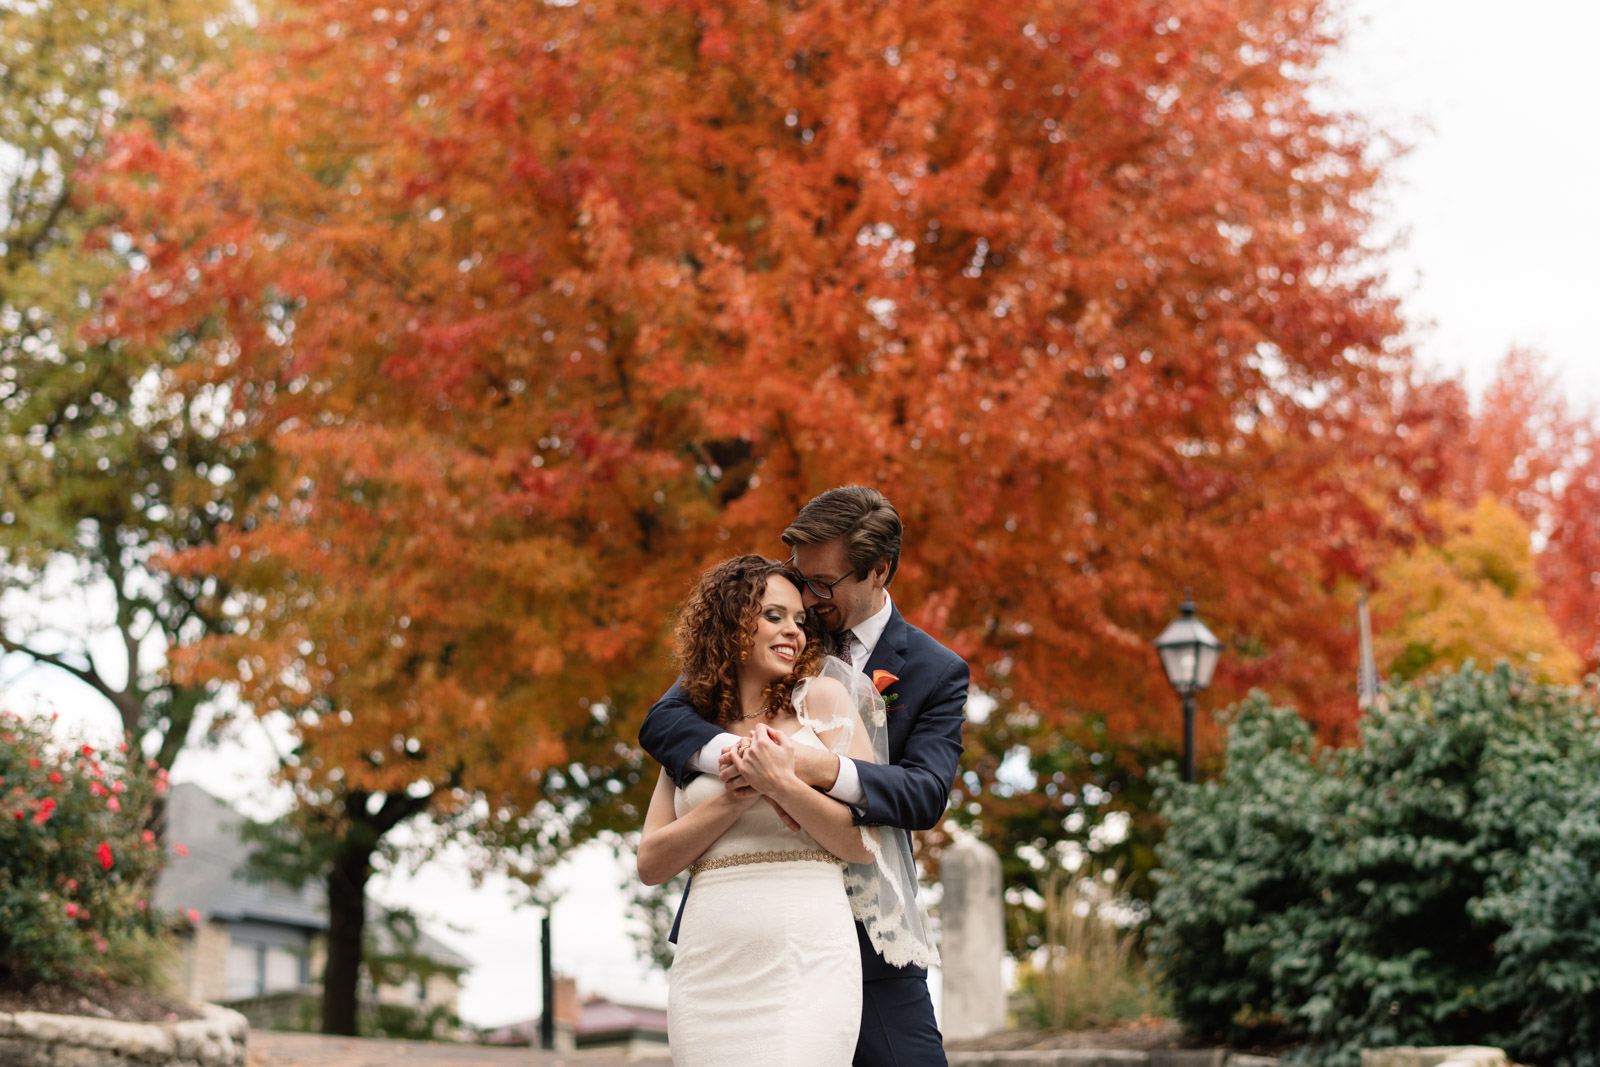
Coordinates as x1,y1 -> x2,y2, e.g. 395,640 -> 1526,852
1328,0 -> 1600,406
4,0 -> 1598,1031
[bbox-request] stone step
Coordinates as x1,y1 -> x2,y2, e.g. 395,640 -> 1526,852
946,1052 -> 1276,1067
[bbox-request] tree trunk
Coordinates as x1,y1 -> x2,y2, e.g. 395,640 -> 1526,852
321,835 -> 372,1036
319,790 -> 428,1036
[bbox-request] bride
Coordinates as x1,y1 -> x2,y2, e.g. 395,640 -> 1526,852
637,555 -> 877,1066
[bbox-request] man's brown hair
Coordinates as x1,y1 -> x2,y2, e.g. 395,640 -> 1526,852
782,486 -> 902,585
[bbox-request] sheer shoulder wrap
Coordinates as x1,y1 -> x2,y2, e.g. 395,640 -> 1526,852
793,655 -> 940,970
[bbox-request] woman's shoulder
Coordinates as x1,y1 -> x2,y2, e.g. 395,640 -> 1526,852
798,671 -> 863,725
804,671 -> 851,702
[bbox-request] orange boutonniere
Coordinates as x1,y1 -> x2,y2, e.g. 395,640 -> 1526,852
872,670 -> 902,711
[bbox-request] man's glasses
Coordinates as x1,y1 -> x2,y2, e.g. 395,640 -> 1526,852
784,557 -> 857,601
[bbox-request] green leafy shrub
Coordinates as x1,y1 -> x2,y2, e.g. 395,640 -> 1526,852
368,1001 -> 461,1042
0,710 -> 168,985
1476,779 -> 1600,1065
1149,664 -> 1600,1066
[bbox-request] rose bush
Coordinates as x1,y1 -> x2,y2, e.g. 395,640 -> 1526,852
0,709 -> 168,984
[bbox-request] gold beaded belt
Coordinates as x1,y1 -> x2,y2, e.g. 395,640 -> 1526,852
690,849 -> 845,876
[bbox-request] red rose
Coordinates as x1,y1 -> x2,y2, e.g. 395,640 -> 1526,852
96,841 -> 114,871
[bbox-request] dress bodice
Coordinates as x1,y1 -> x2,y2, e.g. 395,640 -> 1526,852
675,725 -> 829,863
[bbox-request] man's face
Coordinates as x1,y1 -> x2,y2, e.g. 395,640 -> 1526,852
790,538 -> 888,635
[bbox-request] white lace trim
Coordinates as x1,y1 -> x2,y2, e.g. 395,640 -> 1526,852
844,826 -> 940,969
795,655 -> 940,971
792,675 -> 857,755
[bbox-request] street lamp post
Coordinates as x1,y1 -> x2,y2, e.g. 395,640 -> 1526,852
1154,594 -> 1222,782
540,912 -> 554,1051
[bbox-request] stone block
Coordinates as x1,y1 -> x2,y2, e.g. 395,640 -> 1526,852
1361,1048 -> 1508,1067
941,836 -> 1007,1041
1150,1052 -> 1225,1067
946,1052 -> 1149,1067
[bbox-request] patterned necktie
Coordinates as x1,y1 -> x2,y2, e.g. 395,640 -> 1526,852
845,631 -> 866,671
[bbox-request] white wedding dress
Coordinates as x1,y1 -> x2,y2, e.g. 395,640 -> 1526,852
666,726 -> 861,1066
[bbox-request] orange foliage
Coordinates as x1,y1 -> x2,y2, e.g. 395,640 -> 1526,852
1541,449 -> 1600,671
1432,350 -> 1600,675
101,0 -> 1436,814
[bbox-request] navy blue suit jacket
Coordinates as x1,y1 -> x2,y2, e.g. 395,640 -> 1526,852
637,603 -> 968,980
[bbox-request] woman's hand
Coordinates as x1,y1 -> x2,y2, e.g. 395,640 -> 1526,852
717,784 -> 762,814
728,724 -> 798,797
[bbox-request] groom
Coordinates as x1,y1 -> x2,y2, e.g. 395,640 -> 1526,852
639,485 -> 969,1066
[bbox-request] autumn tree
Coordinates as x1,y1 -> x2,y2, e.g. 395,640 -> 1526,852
102,0 -> 1445,1005
1371,496 -> 1581,684
1540,447 -> 1600,673
1429,349 -> 1600,675
0,0 -> 252,788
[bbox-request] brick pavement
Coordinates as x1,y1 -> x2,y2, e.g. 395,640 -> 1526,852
246,1032 -> 639,1067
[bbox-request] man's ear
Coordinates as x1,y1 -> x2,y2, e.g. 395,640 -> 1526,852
869,558 -> 892,588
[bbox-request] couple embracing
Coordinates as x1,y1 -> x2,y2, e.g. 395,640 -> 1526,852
637,486 -> 969,1066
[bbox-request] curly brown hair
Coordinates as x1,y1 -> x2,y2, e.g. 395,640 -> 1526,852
674,555 -> 824,728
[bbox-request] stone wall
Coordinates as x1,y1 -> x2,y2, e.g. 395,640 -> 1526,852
0,1003 -> 247,1067
182,922 -> 231,1005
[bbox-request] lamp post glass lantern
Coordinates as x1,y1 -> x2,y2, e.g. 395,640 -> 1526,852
1154,596 -> 1221,782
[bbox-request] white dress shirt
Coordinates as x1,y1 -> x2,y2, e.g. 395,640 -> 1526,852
688,595 -> 894,806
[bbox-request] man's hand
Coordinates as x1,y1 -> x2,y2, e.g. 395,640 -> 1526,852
727,725 -> 797,796
791,743 -> 842,791
724,735 -> 842,793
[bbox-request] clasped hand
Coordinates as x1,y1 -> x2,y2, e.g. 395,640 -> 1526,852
720,725 -> 803,831
721,724 -> 796,795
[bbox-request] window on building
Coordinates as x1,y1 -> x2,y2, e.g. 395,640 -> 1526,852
264,946 -> 302,992
224,942 -> 261,1000
225,937 -> 308,999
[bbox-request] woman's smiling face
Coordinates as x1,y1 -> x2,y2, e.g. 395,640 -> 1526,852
745,576 -> 808,684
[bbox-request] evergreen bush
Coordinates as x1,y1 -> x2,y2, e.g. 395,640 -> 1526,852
1149,664 -> 1600,1066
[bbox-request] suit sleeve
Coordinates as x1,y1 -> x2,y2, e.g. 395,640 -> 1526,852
852,655 -> 968,830
638,680 -> 721,788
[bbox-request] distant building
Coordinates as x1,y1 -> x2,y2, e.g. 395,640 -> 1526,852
573,997 -> 670,1057
153,783 -> 469,1031
483,979 -> 668,1058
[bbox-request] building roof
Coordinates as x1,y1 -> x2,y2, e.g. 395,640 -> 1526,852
485,997 -> 669,1046
154,782 -> 470,970
369,913 -> 473,971
575,997 -> 669,1040
154,783 -> 326,930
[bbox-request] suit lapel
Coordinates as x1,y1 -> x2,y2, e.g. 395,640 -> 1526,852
863,605 -> 907,681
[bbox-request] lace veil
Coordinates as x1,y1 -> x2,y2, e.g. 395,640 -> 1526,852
792,655 -> 940,970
